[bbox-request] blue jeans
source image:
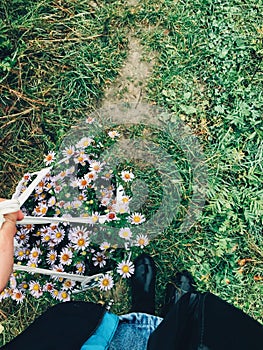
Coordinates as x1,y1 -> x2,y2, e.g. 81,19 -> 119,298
109,312 -> 163,350
81,312 -> 163,350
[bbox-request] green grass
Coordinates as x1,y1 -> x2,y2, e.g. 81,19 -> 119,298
0,0 -> 263,345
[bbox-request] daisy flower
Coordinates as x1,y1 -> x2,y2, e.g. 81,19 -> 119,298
15,247 -> 28,261
29,281 -> 43,298
69,226 -> 90,240
75,262 -> 85,275
78,177 -> 90,189
121,196 -> 131,204
53,184 -> 63,194
58,290 -> 71,302
100,242 -> 111,251
27,261 -> 38,269
62,146 -> 75,158
52,228 -> 65,244
56,170 -> 67,180
34,186 -> 43,195
106,212 -> 118,221
121,171 -> 135,182
117,260 -> 135,278
89,160 -> 103,173
70,178 -> 79,188
23,173 -> 31,182
71,200 -> 82,209
51,264 -> 65,282
59,248 -> 73,266
92,252 -> 106,268
98,274 -> 114,291
113,202 -> 129,214
16,230 -> 29,244
90,212 -> 100,224
0,288 -> 11,301
44,151 -> 56,165
108,130 -> 120,139
62,280 -> 76,290
100,197 -> 111,207
72,235 -> 90,251
24,224 -> 35,233
34,203 -> 48,216
85,171 -> 98,182
41,232 -> 52,244
18,282 -> 29,291
119,228 -> 132,240
11,289 -> 25,304
74,151 -> 88,166
43,282 -> 54,293
29,247 -> 42,262
9,275 -> 17,289
51,289 -> 59,299
129,213 -> 146,225
76,137 -> 93,149
46,250 -> 57,265
86,116 -> 95,124
135,234 -> 149,248
101,170 -> 113,180
67,165 -> 76,175
76,192 -> 87,201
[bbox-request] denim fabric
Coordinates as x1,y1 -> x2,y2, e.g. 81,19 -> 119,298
81,313 -> 119,350
108,313 -> 163,350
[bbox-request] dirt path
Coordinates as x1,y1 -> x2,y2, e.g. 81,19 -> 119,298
102,32 -> 156,108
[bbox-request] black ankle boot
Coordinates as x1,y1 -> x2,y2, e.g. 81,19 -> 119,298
130,253 -> 156,315
160,270 -> 196,317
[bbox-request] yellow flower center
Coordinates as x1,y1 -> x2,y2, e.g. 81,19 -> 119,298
92,216 -> 99,223
62,254 -> 69,261
33,284 -> 40,291
122,265 -> 129,273
133,216 -> 141,223
138,238 -> 145,245
61,292 -> 68,299
102,279 -> 110,286
78,238 -> 85,246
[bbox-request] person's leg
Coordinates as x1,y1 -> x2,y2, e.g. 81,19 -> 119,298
160,270 -> 196,317
109,312 -> 163,350
130,253 -> 156,315
148,270 -> 263,350
0,302 -> 105,350
108,253 -> 160,350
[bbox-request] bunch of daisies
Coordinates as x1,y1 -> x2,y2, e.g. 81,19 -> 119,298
1,117 -> 150,304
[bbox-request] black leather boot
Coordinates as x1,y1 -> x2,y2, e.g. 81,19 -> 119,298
130,253 -> 156,315
160,270 -> 196,317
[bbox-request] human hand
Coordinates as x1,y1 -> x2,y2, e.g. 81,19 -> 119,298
0,198 -> 24,232
0,198 -> 24,292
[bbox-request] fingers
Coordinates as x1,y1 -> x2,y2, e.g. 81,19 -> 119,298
0,198 -> 24,223
17,210 -> 24,221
